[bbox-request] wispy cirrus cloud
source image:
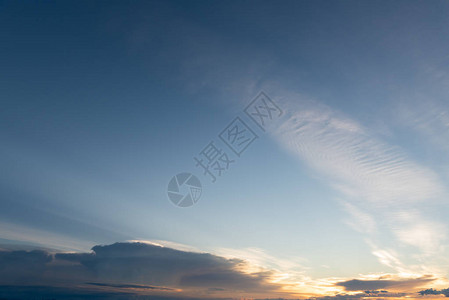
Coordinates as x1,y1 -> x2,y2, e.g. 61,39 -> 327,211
274,97 -> 443,207
268,92 -> 448,270
394,94 -> 449,187
0,220 -> 95,252
399,100 -> 449,151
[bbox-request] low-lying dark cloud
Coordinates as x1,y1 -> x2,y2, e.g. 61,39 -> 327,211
419,288 -> 449,297
306,292 -> 407,300
56,242 -> 277,292
0,285 -> 137,300
0,242 -> 279,298
2,242 -> 442,299
335,276 -> 435,292
85,282 -> 176,290
0,285 -> 224,300
0,249 -> 52,284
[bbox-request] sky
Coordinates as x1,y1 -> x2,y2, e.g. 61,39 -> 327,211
1,0 -> 449,299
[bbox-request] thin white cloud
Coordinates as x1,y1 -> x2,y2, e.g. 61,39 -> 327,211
268,93 -> 447,267
127,239 -> 206,254
214,247 -> 308,276
0,221 -> 94,252
392,211 -> 447,255
274,97 -> 443,207
396,98 -> 449,152
365,240 -> 411,274
340,201 -> 377,234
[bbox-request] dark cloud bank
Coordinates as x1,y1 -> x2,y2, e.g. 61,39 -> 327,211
0,242 -> 447,299
336,276 -> 436,292
0,242 -> 277,299
325,276 -> 449,299
418,288 -> 449,297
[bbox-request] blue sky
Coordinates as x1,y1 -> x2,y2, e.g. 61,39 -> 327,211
1,0 -> 449,298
